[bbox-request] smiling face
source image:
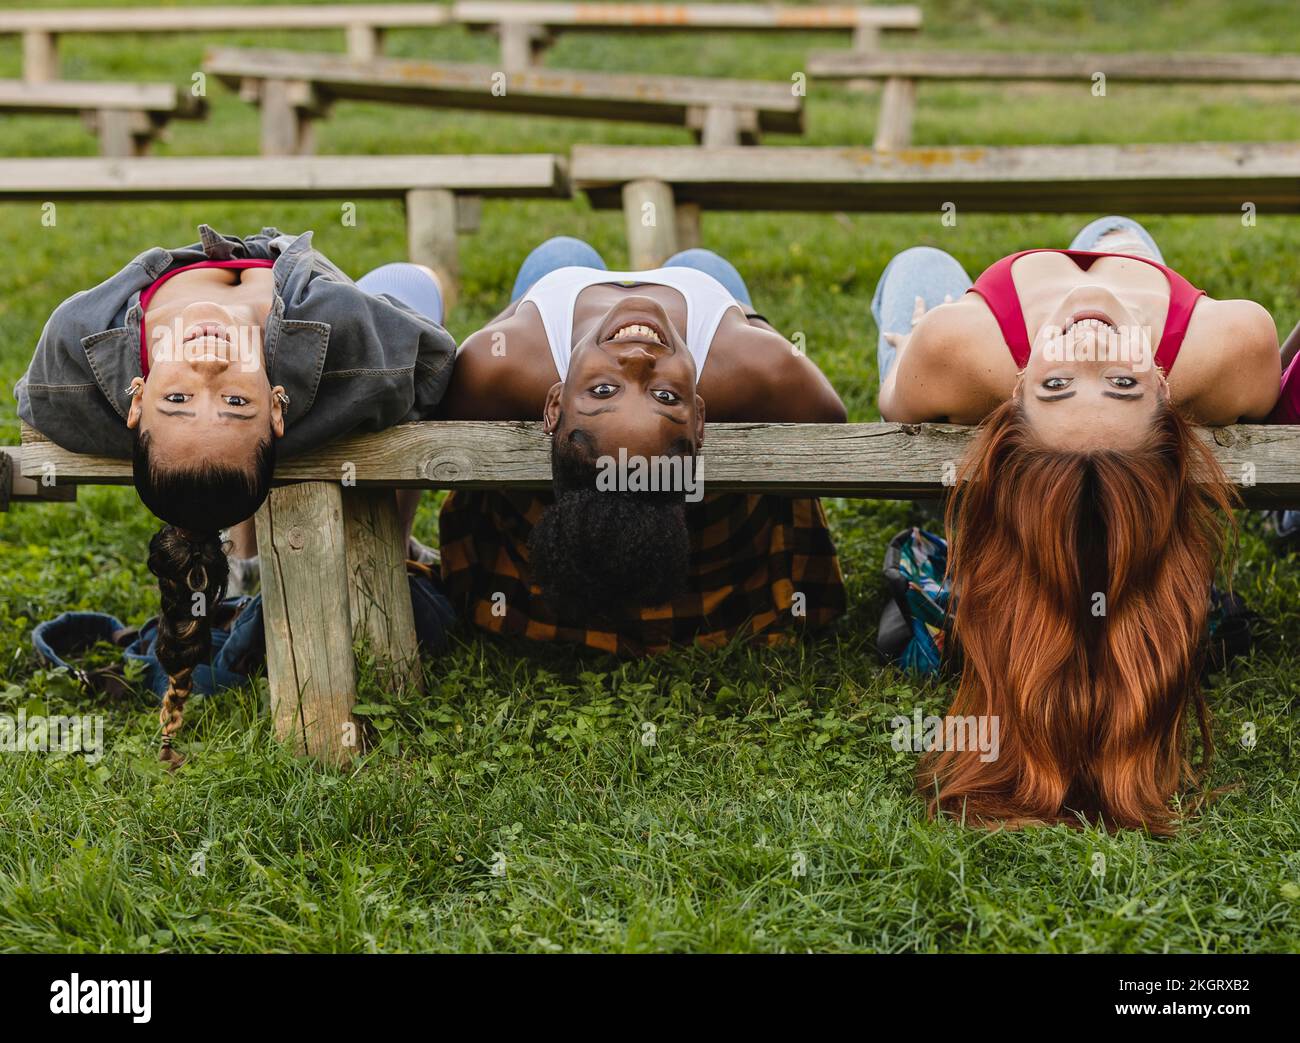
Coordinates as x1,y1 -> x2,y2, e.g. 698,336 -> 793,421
1021,285 -> 1165,451
126,296 -> 285,471
543,294 -> 705,460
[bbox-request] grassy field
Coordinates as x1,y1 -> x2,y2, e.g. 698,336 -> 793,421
0,0 -> 1298,953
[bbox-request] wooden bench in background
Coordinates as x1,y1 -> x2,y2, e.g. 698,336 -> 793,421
203,46 -> 804,154
453,1 -> 924,69
19,419 -> 1300,765
0,154 -> 568,306
0,79 -> 206,156
0,3 -> 453,83
571,141 -> 1300,266
807,50 -> 1300,149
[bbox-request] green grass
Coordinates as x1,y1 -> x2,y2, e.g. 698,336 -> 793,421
1,0 -> 1299,953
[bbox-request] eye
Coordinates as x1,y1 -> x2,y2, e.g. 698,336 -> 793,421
1042,377 -> 1071,391
224,395 -> 250,407
1108,375 -> 1137,389
163,393 -> 190,403
652,389 -> 681,405
591,384 -> 617,397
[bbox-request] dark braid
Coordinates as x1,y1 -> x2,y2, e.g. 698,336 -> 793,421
132,427 -> 273,767
146,526 -> 229,767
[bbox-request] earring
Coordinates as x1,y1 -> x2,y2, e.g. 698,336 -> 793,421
123,381 -> 141,396
275,390 -> 290,406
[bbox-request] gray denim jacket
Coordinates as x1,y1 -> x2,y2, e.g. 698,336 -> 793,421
14,224 -> 457,458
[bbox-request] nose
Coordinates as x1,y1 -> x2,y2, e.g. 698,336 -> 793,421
615,346 -> 658,370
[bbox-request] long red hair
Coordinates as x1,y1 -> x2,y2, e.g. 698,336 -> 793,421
921,395 -> 1237,833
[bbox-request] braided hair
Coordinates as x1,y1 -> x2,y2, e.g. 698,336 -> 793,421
134,428 -> 275,766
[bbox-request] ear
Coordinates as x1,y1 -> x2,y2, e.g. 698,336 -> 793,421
125,377 -> 145,430
270,384 -> 287,438
693,394 -> 706,448
542,381 -> 564,434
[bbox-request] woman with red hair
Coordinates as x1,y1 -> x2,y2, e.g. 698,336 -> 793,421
872,217 -> 1285,833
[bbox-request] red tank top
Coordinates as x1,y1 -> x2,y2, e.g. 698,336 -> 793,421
967,249 -> 1206,373
138,259 -> 275,377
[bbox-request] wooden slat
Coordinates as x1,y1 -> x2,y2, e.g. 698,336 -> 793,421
1,445 -> 76,509
809,49 -> 1300,83
571,143 -> 1300,213
0,5 -> 452,33
204,47 -> 802,131
453,2 -> 922,31
0,154 -> 569,200
0,79 -> 199,114
20,421 -> 1300,507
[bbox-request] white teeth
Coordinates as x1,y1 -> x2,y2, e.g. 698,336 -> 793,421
611,323 -> 663,345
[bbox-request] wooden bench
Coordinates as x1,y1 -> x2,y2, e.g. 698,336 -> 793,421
806,50 -> 1300,149
203,46 -> 804,153
19,419 -> 1300,765
0,4 -> 453,83
0,154 -> 568,306
571,141 -> 1300,266
1,446 -> 76,511
0,80 -> 206,157
453,2 -> 924,69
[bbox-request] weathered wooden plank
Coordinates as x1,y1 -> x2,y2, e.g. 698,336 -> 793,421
809,49 -> 1300,83
0,445 -> 76,510
204,47 -> 802,134
0,154 -> 569,200
342,488 -> 422,696
255,481 -> 360,767
454,2 -> 922,32
21,421 -> 1300,507
0,5 -> 453,33
572,143 -> 1300,213
0,79 -> 197,113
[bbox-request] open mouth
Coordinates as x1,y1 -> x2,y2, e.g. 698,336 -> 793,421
1063,310 -> 1118,334
599,307 -> 671,350
183,322 -> 230,346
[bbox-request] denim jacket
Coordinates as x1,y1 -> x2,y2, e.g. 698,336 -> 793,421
14,224 -> 457,458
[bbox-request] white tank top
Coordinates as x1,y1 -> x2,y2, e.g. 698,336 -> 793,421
518,266 -> 743,380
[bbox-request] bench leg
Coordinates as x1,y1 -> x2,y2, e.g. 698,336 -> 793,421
255,482 -> 360,767
874,77 -> 916,150
22,30 -> 58,83
345,23 -> 384,62
342,488 -> 422,696
92,110 -> 155,157
405,187 -> 459,311
623,179 -> 679,270
851,22 -> 880,51
260,79 -> 314,156
498,22 -> 548,70
675,202 -> 702,252
698,106 -> 743,148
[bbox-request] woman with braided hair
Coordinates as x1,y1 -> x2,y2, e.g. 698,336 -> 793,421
16,225 -> 457,763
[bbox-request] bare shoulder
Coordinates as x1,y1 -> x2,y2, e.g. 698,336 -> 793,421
438,303 -> 557,420
880,296 -> 1014,424
1177,297 -> 1280,423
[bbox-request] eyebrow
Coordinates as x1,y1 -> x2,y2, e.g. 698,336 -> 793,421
1033,390 -> 1146,403
156,408 -> 257,420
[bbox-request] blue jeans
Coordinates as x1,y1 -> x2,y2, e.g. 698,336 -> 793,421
508,236 -> 754,307
356,262 -> 444,324
871,216 -> 1164,381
